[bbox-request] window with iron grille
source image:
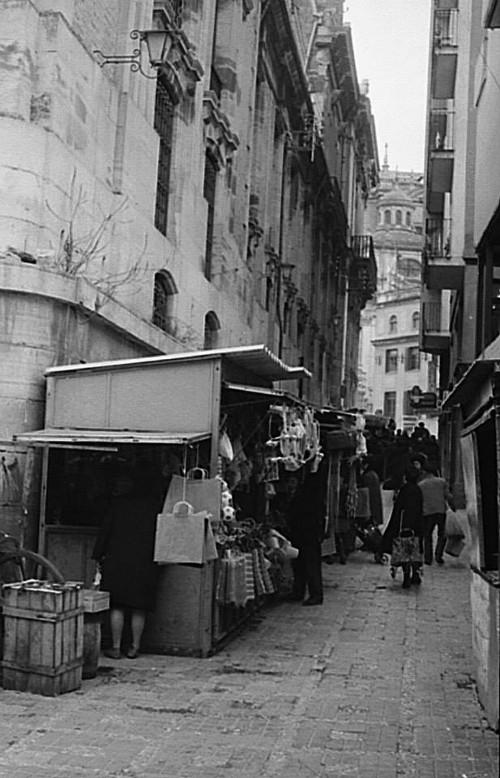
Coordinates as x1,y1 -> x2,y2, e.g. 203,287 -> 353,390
204,311 -> 220,349
152,270 -> 177,332
384,391 -> 396,419
385,348 -> 398,373
203,151 -> 218,280
154,80 -> 175,236
406,346 -> 420,371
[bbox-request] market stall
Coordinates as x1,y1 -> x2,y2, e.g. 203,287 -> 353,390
14,345 -> 319,656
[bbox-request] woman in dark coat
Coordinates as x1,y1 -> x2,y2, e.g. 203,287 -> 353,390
360,457 -> 383,526
92,463 -> 162,658
287,472 -> 325,606
381,465 -> 424,588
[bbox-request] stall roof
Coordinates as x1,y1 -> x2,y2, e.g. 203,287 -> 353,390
442,359 -> 500,409
13,429 -> 209,447
222,382 -> 306,405
44,345 -> 312,383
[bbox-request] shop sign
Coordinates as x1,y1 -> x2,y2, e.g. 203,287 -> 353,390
409,386 -> 438,410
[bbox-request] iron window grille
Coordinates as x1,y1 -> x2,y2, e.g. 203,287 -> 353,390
154,79 -> 175,236
203,151 -> 218,280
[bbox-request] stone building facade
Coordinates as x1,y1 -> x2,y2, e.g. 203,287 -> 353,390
420,0 -> 500,729
357,160 -> 438,433
0,0 -> 378,541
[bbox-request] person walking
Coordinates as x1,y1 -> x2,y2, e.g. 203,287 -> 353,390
286,472 -> 325,605
360,456 -> 383,526
92,462 -> 162,659
418,465 -> 455,565
381,465 -> 424,588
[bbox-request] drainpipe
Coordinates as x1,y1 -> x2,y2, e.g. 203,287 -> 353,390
340,273 -> 349,408
277,132 -> 288,359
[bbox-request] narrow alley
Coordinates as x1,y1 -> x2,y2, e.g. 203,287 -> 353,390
0,515 -> 497,778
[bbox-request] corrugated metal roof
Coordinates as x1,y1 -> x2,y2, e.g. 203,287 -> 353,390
45,345 -> 312,382
13,429 -> 209,446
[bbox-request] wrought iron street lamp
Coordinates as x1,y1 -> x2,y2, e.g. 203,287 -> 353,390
94,28 -> 177,79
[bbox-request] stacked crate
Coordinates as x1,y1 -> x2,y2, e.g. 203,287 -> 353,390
1,580 -> 84,695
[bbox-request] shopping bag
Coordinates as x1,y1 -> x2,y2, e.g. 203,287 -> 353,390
391,530 -> 422,567
154,500 -> 217,565
163,473 -> 222,526
444,535 -> 466,557
445,509 -> 464,539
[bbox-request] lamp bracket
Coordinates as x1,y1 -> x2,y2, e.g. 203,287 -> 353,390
94,30 -> 160,80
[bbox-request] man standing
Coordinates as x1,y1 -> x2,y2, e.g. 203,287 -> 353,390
418,465 -> 455,565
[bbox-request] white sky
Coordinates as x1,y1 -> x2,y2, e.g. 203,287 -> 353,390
344,0 -> 432,173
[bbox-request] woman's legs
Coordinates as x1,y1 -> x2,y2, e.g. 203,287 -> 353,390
106,607 -> 125,657
411,562 -> 422,584
129,609 -> 147,656
402,563 -> 411,588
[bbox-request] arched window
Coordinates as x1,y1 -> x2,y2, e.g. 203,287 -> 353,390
204,310 -> 220,349
384,209 -> 391,225
152,270 -> 177,333
396,210 -> 402,225
412,311 -> 420,329
406,211 -> 411,227
389,315 -> 398,334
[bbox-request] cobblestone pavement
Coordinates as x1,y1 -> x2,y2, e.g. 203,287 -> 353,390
0,515 -> 498,778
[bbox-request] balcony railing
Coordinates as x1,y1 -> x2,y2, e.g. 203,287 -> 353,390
429,109 -> 455,151
434,9 -> 459,48
350,235 -> 376,301
351,235 -> 375,262
425,217 -> 452,258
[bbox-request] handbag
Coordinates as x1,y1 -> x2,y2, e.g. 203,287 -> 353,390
163,471 -> 222,526
390,511 -> 422,567
444,509 -> 464,539
444,535 -> 465,557
154,500 -> 218,565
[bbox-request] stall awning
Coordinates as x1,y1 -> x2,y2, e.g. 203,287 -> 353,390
44,344 -> 312,383
13,429 -> 210,447
222,382 -> 305,405
442,359 -> 500,409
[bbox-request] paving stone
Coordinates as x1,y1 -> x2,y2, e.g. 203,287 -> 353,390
0,527 -> 498,778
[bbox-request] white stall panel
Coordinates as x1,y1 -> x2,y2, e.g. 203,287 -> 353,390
49,373 -> 109,428
108,362 -> 215,433
47,359 -> 217,435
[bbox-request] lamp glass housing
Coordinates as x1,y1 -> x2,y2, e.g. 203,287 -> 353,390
143,29 -> 172,67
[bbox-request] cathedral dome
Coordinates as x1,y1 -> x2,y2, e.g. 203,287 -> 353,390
373,227 -> 423,252
378,185 -> 414,208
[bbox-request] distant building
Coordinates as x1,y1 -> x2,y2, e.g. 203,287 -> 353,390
357,155 -> 439,433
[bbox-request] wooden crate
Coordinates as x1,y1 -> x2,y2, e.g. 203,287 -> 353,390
1,580 -> 84,696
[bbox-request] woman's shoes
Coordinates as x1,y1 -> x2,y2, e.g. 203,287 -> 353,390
411,572 -> 422,585
303,597 -> 323,606
104,648 -> 122,660
126,646 -> 139,659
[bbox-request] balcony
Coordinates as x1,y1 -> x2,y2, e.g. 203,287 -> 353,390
427,107 -> 455,192
421,299 -> 450,354
350,235 -> 377,304
431,9 -> 458,99
433,9 -> 458,48
423,217 -> 463,289
429,108 -> 455,152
